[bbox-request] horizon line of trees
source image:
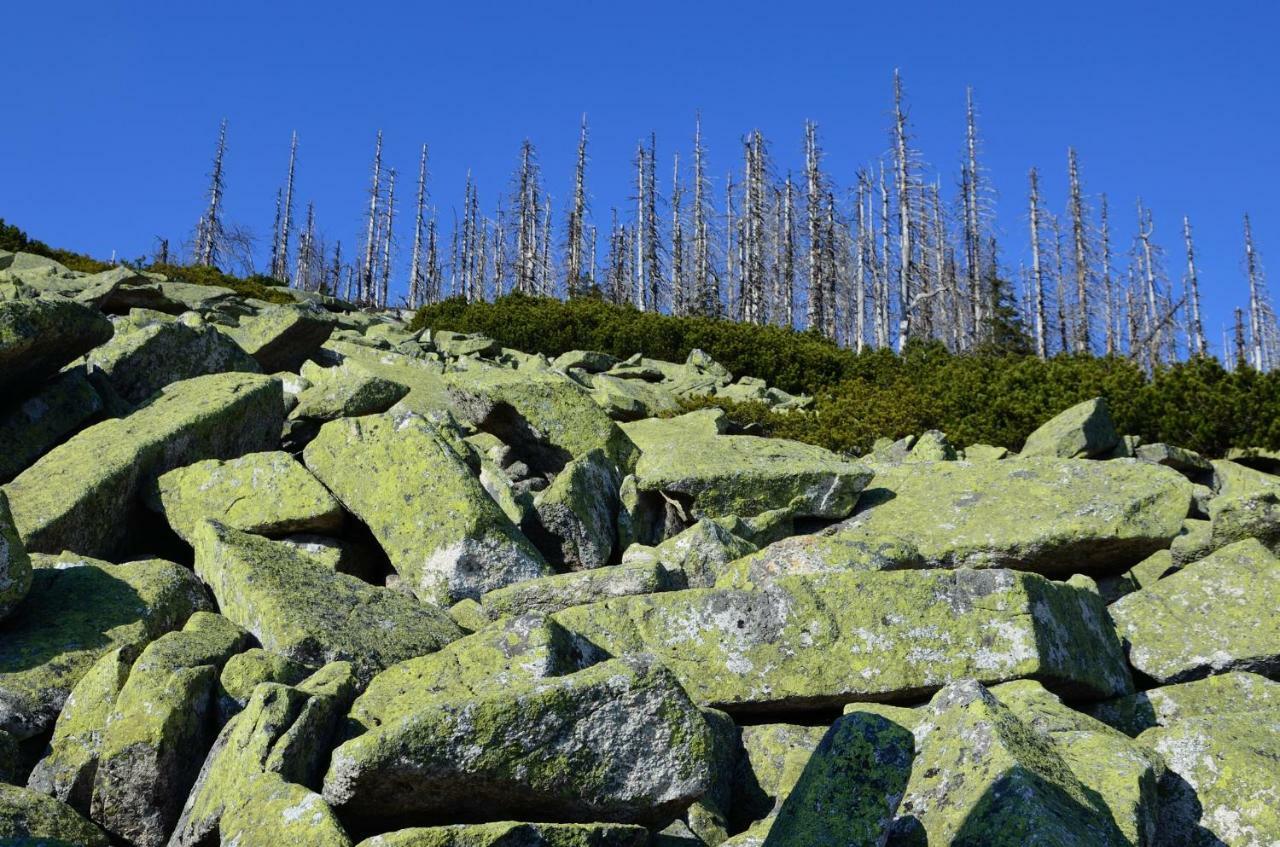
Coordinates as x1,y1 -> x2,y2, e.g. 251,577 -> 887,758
183,71 -> 1278,373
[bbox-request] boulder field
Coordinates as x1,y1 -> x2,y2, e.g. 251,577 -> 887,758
1,250 -> 1278,846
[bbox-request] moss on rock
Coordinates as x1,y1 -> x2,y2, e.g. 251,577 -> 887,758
0,491 -> 31,621
0,370 -> 103,484
1019,397 -> 1119,459
355,822 -> 650,846
0,298 -> 113,394
0,783 -> 110,846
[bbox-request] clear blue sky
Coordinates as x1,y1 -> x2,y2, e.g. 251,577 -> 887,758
4,0 -> 1276,354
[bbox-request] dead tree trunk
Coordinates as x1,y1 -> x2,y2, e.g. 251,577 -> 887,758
1028,168 -> 1047,358
1182,216 -> 1207,357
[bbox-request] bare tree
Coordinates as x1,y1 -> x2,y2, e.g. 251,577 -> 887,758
360,131 -> 384,305
271,131 -> 298,281
294,201 -> 317,291
514,140 -> 541,295
1100,194 -> 1116,355
378,169 -> 397,307
691,114 -> 717,316
670,152 -> 686,315
1067,147 -> 1092,352
804,121 -> 826,334
195,119 -> 229,268
1182,216 -> 1207,357
781,172 -> 797,330
566,115 -> 589,296
1245,213 -> 1267,370
892,71 -> 914,350
409,145 -> 429,308
1028,168 -> 1047,358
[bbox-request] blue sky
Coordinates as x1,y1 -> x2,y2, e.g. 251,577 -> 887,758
4,1 -> 1276,354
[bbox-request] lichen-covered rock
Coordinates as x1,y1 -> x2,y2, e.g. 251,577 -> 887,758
192,520 -> 462,681
292,359 -> 409,420
2,371 -> 283,557
0,728 -> 15,784
841,458 -> 1191,575
445,367 -> 639,472
585,372 -> 681,421
990,679 -> 1163,846
713,525 -> 920,589
27,646 -> 137,814
1109,538 -> 1280,683
480,561 -> 668,619
225,302 -> 336,372
732,722 -> 829,829
0,491 -> 31,621
551,568 -> 1131,713
0,369 -> 102,483
905,429 -> 957,462
1209,490 -> 1280,552
624,518 -> 760,589
89,612 -> 249,847
324,656 -> 712,828
0,783 -> 110,846
1141,711 -> 1280,847
621,411 -> 872,537
0,298 -> 113,394
0,554 -> 210,740
552,350 -> 619,373
154,450 -> 344,542
1136,442 -> 1214,478
889,680 -> 1128,846
355,822 -> 650,846
305,413 -> 549,605
524,449 -> 621,570
320,340 -> 454,417
216,648 -> 311,726
1089,671 -> 1280,737
85,311 -> 261,405
1170,519 -> 1214,568
1019,396 -> 1119,458
435,330 -> 499,358
169,665 -> 357,847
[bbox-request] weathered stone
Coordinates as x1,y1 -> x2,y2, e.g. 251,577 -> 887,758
552,349 -> 620,373
193,521 -> 462,681
2,372 -> 283,557
324,656 -> 712,828
89,612 -> 249,847
0,783 -> 110,846
0,369 -> 102,483
0,298 -> 113,394
1019,396 -> 1119,458
586,373 -> 682,421
445,367 -> 639,472
961,443 -> 1009,461
906,429 -> 957,462
525,449 -> 620,570
1209,490 -> 1280,552
551,568 -> 1131,714
226,303 -> 336,372
1170,519 -> 1214,568
292,359 -> 409,420
1089,671 -> 1280,737
1211,458 -> 1280,499
1110,538 -> 1280,683
480,561 -> 667,619
101,280 -> 238,315
216,648 -> 311,726
170,666 -> 357,847
1141,711 -> 1280,847
0,728 -> 14,783
305,413 -> 549,605
621,411 -> 872,537
1136,442 -> 1213,478
435,330 -> 499,358
356,822 -> 650,846
154,450 -> 344,542
841,458 -> 1191,576
0,554 -> 209,740
320,341 -> 454,418
0,491 -> 31,621
890,680 -> 1128,846
86,311 -> 261,404
714,525 -> 920,589
625,518 -> 760,589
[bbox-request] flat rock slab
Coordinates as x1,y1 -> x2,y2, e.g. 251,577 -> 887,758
1109,538 -> 1280,683
0,554 -> 209,740
193,520 -> 462,681
551,568 -> 1132,713
356,823 -> 650,846
841,457 -> 1191,575
0,297 -> 113,394
226,303 -> 336,372
2,371 -> 283,557
1089,671 -> 1280,737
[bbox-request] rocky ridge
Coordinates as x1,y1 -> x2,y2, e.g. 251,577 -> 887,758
1,249 -> 1278,846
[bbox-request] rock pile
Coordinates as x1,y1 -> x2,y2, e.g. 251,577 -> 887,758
1,250 -> 1278,845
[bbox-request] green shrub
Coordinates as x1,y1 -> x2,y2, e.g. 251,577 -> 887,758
147,263 -> 294,304
0,218 -> 113,273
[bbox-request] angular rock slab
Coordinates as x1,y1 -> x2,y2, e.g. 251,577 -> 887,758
0,490 -> 31,620
889,681 -> 1129,846
843,457 -> 1191,575
193,520 -> 462,681
0,554 -> 210,740
355,823 -> 650,846
154,450 -> 344,542
323,656 -> 712,828
551,569 -> 1132,713
292,359 -> 409,420
525,448 -> 621,570
2,371 -> 283,557
1109,538 -> 1280,683
0,297 -> 113,394
0,369 -> 102,483
305,413 -> 549,606
225,302 -> 336,372
479,561 -> 667,620
1089,671 -> 1280,737
0,783 -> 110,846
1019,396 -> 1119,459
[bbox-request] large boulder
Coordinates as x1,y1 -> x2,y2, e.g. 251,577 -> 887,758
834,458 -> 1191,576
0,369 -> 103,483
215,648 -> 311,725
621,411 -> 871,539
524,448 -> 621,570
192,520 -> 462,681
89,613 -> 249,847
888,681 -> 1128,845
0,783 -> 110,846
0,491 -> 31,620
0,297 -> 113,394
324,655 -> 712,829
1089,671 -> 1280,737
479,561 -> 668,619
292,359 -> 410,420
2,372 -> 283,557
225,302 -> 336,372
318,340 -> 453,418
1019,396 -> 1119,458
304,413 -> 549,606
0,554 -> 210,740
1109,538 -> 1280,684
356,823 -> 650,846
551,569 -> 1132,713
622,517 -> 760,589
153,450 -> 344,542
85,311 -> 261,405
